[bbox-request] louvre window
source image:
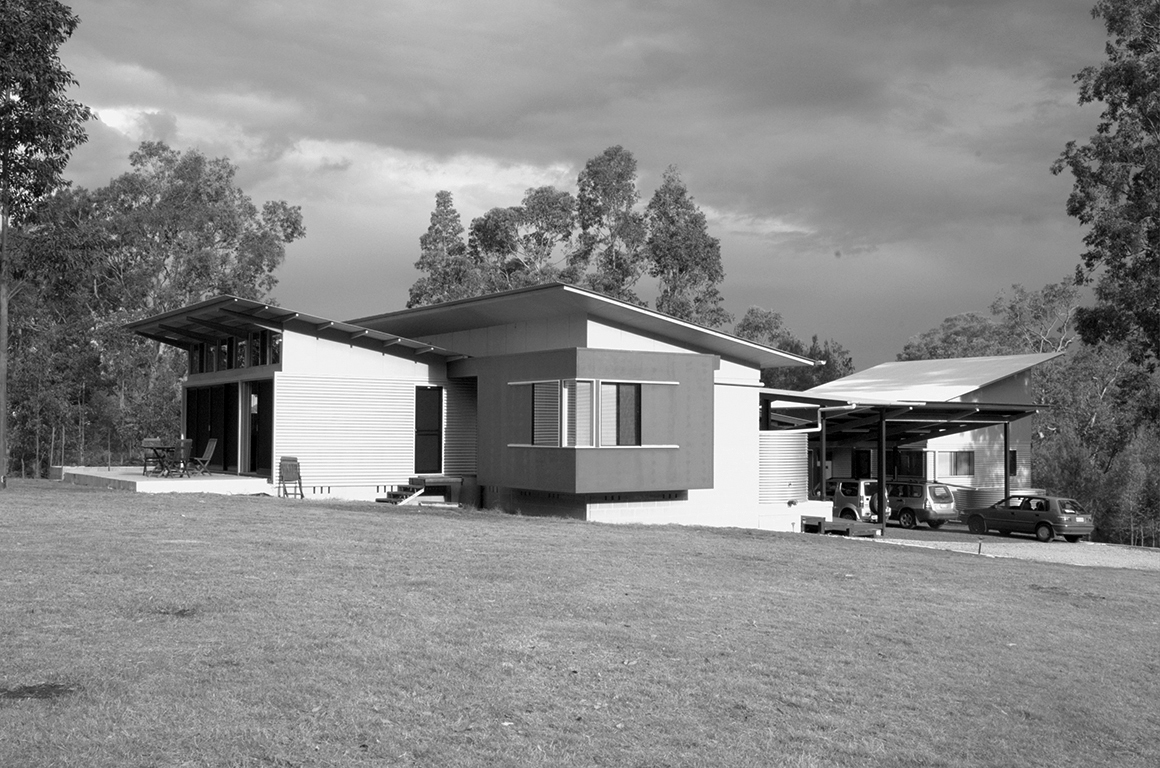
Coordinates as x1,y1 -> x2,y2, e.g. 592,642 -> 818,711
563,380 -> 594,447
532,382 -> 560,446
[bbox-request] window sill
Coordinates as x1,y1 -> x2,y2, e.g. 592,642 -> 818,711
507,444 -> 679,449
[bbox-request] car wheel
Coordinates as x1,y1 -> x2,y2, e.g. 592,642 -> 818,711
967,515 -> 986,535
1035,523 -> 1054,543
1064,535 -> 1084,543
840,510 -> 856,521
899,509 -> 917,529
927,520 -> 945,530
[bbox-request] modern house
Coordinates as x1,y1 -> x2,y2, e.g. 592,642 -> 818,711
801,353 -> 1061,507
128,283 -> 830,530
127,285 -> 1057,527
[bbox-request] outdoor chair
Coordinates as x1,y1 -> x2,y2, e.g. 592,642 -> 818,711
174,438 -> 194,477
279,456 -> 304,498
190,438 -> 217,475
142,437 -> 166,476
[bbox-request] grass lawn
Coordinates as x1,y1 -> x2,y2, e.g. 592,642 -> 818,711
1,481 -> 1157,768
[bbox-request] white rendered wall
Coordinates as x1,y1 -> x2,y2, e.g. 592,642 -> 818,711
587,382 -> 766,528
279,331 -> 445,381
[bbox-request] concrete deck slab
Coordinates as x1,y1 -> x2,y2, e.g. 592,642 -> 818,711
60,466 -> 273,496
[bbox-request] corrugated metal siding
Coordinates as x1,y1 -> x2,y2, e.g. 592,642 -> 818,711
445,379 -> 477,474
758,432 -> 809,504
274,375 -> 416,486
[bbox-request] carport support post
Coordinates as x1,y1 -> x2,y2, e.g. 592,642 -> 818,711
878,408 -> 887,538
819,415 -> 827,497
1004,421 -> 1010,502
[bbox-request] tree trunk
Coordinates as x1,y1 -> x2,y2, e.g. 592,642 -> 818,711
1,199 -> 8,488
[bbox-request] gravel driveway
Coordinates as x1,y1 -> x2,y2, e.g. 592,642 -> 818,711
869,522 -> 1160,571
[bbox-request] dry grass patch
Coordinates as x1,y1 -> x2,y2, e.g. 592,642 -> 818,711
1,480 -> 1157,767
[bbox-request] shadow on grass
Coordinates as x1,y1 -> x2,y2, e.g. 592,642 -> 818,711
0,682 -> 82,702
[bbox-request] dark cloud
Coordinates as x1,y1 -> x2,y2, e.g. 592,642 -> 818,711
62,0 -> 1110,366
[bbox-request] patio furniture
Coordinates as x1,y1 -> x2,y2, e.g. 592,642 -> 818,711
173,438 -> 194,477
189,438 -> 217,475
142,438 -> 170,476
279,456 -> 304,498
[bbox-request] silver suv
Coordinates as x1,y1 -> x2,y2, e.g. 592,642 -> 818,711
885,481 -> 956,529
830,478 -> 883,523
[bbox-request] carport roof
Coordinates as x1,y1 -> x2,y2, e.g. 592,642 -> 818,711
758,389 -> 1042,448
125,295 -> 462,359
804,353 -> 1062,402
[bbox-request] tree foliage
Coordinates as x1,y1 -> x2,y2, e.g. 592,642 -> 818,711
407,187 -> 579,307
1,0 -> 94,484
897,276 -> 1159,545
897,278 -> 1081,360
733,307 -> 854,390
408,148 -> 736,330
5,141 -> 304,477
572,146 -> 647,304
407,190 -> 471,307
645,166 -> 731,328
1052,0 -> 1160,362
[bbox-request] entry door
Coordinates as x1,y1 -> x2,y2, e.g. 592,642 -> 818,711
415,386 -> 443,474
247,380 -> 274,477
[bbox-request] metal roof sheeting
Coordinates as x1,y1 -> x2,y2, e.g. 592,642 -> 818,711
804,353 -> 1063,403
125,295 -> 460,360
349,282 -> 817,370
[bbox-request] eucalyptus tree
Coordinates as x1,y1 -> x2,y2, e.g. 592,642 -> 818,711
1053,0 -> 1160,362
571,146 -> 647,304
733,307 -> 854,389
644,166 -> 731,328
8,142 -> 304,473
1,0 -> 93,486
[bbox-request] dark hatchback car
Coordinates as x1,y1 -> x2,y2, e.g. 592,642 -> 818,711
963,495 -> 1094,542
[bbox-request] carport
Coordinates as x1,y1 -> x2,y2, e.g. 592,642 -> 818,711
761,391 -> 1041,537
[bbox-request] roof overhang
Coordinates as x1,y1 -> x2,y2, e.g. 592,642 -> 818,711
754,390 -> 1040,445
349,282 -> 818,370
125,295 -> 462,360
810,401 -> 1040,447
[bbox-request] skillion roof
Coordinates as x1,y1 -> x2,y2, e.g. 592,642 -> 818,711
125,295 -> 461,360
349,282 -> 816,370
805,353 -> 1063,404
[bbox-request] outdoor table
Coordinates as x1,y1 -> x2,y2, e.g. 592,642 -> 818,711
145,444 -> 176,476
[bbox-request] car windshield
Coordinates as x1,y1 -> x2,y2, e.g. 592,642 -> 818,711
1059,498 -> 1086,515
929,485 -> 953,502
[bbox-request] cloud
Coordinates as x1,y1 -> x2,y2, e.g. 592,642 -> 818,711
60,0 -> 1109,366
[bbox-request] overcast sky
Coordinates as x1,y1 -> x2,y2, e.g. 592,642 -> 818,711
59,0 -> 1109,368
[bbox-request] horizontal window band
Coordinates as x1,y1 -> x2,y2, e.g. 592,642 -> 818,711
507,444 -> 679,449
508,379 -> 678,387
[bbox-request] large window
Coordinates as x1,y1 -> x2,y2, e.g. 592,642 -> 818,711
517,379 -> 644,447
190,330 -> 281,375
937,450 -> 975,477
600,383 -> 641,446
